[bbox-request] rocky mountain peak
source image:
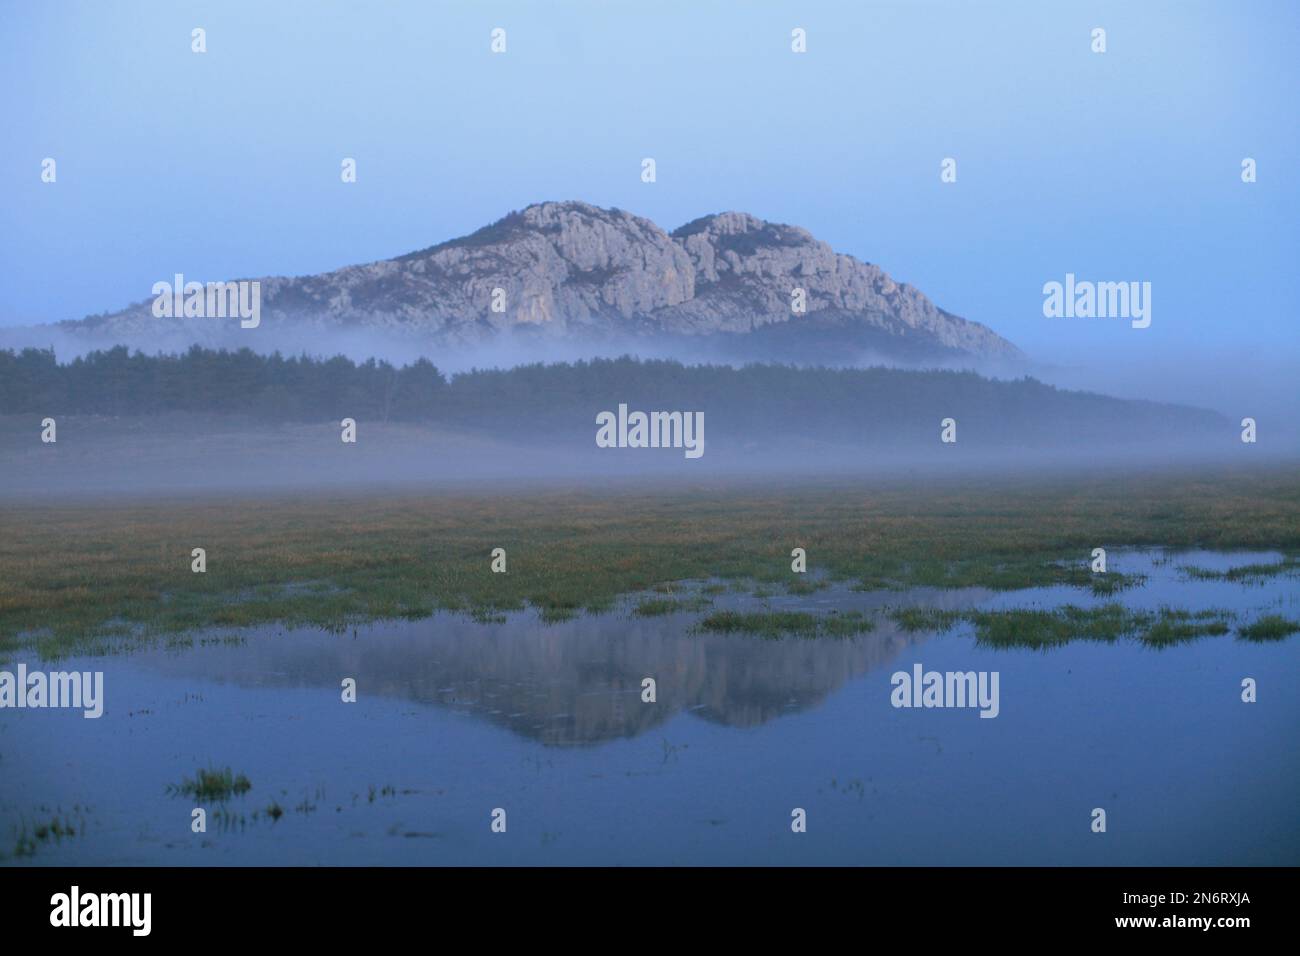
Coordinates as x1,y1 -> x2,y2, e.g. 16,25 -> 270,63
61,201 -> 1022,362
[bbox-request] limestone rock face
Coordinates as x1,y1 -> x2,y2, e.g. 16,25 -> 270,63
72,200 -> 1021,359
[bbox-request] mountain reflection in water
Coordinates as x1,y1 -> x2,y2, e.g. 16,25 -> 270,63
138,591 -> 981,746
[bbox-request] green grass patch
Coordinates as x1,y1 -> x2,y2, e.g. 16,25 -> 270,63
1142,608 -> 1232,647
1237,615 -> 1300,642
1089,573 -> 1147,596
786,578 -> 830,596
969,605 -> 1129,649
633,598 -> 684,617
166,767 -> 252,802
696,609 -> 874,639
889,607 -> 963,633
887,603 -> 1240,650
2,467 -> 1297,658
632,595 -> 712,617
1179,557 -> 1300,583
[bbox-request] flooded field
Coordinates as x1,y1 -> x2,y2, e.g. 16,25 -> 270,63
2,549 -> 1297,866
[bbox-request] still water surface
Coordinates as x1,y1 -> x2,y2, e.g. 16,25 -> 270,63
2,549 -> 1297,865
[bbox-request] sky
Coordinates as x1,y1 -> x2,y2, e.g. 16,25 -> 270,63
1,0 -> 1296,407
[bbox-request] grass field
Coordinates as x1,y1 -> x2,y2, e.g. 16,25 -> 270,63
3,465 -> 1299,658
890,604 -> 1238,649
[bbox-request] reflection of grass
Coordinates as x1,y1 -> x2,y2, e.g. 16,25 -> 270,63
167,767 -> 252,802
3,467 -> 1297,658
889,603 -> 1239,650
697,610 -> 874,639
13,816 -> 79,857
1237,615 -> 1300,642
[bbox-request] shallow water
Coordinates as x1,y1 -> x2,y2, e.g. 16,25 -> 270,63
2,549 -> 1297,865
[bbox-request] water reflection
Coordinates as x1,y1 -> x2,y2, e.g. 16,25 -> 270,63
3,551 -> 1296,866
139,588 -> 989,746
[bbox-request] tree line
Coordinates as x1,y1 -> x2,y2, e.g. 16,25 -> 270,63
0,346 -> 1218,445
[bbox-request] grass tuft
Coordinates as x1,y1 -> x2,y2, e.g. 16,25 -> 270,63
166,767 -> 252,802
1237,615 -> 1300,642
696,609 -> 874,639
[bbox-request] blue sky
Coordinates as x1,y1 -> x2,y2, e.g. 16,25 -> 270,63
1,0 -> 1296,384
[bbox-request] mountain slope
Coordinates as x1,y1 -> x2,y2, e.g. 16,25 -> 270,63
64,201 -> 1020,362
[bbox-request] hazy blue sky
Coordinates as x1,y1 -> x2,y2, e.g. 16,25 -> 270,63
1,0 -> 1296,379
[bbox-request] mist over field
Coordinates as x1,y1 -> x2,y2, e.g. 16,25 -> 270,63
4,345 -> 1284,499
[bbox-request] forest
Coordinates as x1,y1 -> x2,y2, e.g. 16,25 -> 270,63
0,346 -> 1223,449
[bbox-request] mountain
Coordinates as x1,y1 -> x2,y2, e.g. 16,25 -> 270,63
53,201 -> 1021,364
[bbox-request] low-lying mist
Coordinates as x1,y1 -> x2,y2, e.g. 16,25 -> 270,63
1,342 -> 1291,499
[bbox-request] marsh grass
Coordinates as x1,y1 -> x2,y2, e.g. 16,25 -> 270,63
3,467 -> 1297,658
10,814 -> 83,858
1142,609 -> 1232,647
632,598 -> 682,617
1179,557 -> 1300,584
696,609 -> 874,639
971,605 -> 1139,648
786,578 -> 831,596
888,603 -> 1237,650
1237,614 -> 1300,642
890,607 -> 963,633
1089,573 -> 1148,596
167,767 -> 252,802
632,595 -> 712,617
